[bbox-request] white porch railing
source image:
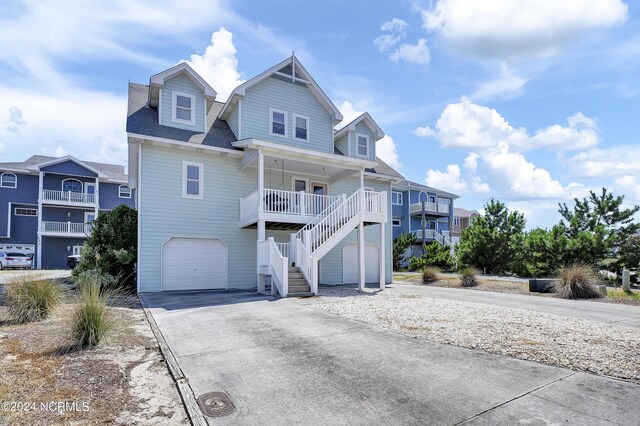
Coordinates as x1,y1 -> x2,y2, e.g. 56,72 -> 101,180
275,242 -> 289,259
41,221 -> 91,234
240,188 -> 340,222
258,238 -> 289,297
42,189 -> 96,204
409,202 -> 449,214
414,229 -> 452,247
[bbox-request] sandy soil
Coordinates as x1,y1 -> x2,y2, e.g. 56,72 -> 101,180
0,291 -> 188,425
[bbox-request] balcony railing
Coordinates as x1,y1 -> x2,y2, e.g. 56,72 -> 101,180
240,189 -> 340,223
414,229 -> 452,247
41,189 -> 96,204
409,202 -> 450,215
41,221 -> 91,235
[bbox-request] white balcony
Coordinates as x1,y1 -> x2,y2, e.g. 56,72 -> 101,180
409,202 -> 450,216
240,189 -> 341,228
413,229 -> 452,247
40,221 -> 91,237
41,189 -> 96,206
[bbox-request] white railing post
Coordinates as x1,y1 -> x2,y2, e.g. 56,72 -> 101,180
289,233 -> 297,266
299,191 -> 306,215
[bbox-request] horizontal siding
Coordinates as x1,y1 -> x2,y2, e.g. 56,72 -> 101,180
227,102 -> 240,139
161,73 -> 205,132
0,173 -> 38,237
41,236 -> 85,269
42,174 -> 96,191
241,76 -> 333,153
98,183 -> 136,209
320,177 -> 392,285
139,144 -> 258,292
335,134 -> 349,156
41,161 -> 98,178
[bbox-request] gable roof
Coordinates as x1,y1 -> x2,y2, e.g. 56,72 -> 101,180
148,62 -> 216,108
219,54 -> 343,123
454,207 -> 479,218
334,112 -> 385,141
0,155 -> 129,182
393,179 -> 460,199
127,82 -> 239,150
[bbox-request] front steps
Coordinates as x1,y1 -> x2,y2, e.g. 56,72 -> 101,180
286,266 -> 313,297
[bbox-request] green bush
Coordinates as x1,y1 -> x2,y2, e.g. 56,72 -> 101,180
553,265 -> 603,299
422,267 -> 440,283
72,268 -> 120,290
409,243 -> 456,272
393,233 -> 417,270
460,267 -> 479,287
73,205 -> 137,291
4,275 -> 62,323
72,279 -> 114,347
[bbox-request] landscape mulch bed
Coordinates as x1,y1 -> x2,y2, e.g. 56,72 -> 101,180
0,290 -> 188,425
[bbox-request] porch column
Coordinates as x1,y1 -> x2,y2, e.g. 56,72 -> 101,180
379,223 -> 385,290
257,150 -> 265,292
357,222 -> 365,291
257,220 -> 266,292
94,177 -> 99,218
36,171 -> 43,269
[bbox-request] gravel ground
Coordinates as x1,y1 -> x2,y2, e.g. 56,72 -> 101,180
309,287 -> 640,383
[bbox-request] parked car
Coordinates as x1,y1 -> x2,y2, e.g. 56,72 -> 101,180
0,252 -> 33,269
67,254 -> 81,269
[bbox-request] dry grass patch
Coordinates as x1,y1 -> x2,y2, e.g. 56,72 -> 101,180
554,265 -> 603,299
3,274 -> 62,323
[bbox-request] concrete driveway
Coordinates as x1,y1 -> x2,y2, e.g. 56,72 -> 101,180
142,291 -> 640,425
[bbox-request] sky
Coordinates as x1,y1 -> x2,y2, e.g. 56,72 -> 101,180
0,0 -> 638,229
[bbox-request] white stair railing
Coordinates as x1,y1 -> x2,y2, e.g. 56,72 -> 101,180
295,238 -> 317,294
303,189 -> 361,254
266,238 -> 288,297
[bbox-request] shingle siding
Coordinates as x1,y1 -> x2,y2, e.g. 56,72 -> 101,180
160,74 -> 206,132
241,76 -> 334,153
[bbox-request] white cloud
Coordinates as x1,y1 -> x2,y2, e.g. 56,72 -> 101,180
463,152 -> 479,172
613,176 -> 640,202
389,39 -> 431,66
374,18 -> 408,52
335,101 -> 363,130
182,28 -> 245,102
414,126 -> 436,138
377,135 -> 402,169
421,0 -> 628,59
6,106 -> 26,133
426,164 -> 490,194
568,146 -> 640,178
421,97 -> 598,152
472,63 -> 528,100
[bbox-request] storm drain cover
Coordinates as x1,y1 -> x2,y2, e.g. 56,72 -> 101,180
197,392 -> 235,417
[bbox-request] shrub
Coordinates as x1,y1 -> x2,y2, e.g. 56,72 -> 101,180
422,267 -> 440,283
72,268 -> 120,290
4,276 -> 62,323
71,279 -> 114,347
553,265 -> 603,299
460,267 -> 479,287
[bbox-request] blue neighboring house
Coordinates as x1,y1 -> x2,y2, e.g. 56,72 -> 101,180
391,179 -> 459,254
0,155 -> 135,269
127,57 -> 403,296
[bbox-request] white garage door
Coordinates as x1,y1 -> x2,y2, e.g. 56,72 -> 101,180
343,244 -> 379,284
162,238 -> 228,291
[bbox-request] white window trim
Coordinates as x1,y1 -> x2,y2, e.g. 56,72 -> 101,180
61,178 -> 83,193
269,108 -> 288,138
72,245 -> 82,256
291,176 -> 309,192
182,161 -> 204,199
172,90 -> 196,126
1,173 -> 17,188
356,133 -> 369,158
392,191 -> 403,205
84,211 -> 96,223
14,207 -> 37,217
392,218 -> 402,227
118,184 -> 131,198
292,113 -> 310,142
454,217 -> 461,226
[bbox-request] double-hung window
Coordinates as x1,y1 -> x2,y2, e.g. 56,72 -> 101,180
392,191 -> 403,205
270,108 -> 287,137
1,173 -> 17,188
183,162 -> 203,199
119,185 -> 131,198
293,114 -> 309,141
172,91 -> 195,125
356,134 -> 369,158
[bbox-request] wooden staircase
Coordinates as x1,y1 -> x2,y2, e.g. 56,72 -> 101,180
286,266 -> 313,297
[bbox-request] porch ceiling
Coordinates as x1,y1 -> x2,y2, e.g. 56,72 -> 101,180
242,149 -> 361,180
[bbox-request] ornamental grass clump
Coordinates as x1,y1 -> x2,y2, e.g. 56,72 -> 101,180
460,267 -> 479,287
71,278 -> 114,347
422,267 -> 440,284
4,275 -> 62,323
553,265 -> 603,299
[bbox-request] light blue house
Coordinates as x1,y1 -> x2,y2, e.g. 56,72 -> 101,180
0,155 -> 135,269
391,179 -> 459,253
127,57 -> 403,296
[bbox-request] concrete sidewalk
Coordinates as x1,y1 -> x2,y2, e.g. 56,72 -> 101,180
390,283 -> 640,328
143,291 -> 640,425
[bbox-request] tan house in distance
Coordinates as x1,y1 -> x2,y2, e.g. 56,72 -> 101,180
451,208 -> 479,244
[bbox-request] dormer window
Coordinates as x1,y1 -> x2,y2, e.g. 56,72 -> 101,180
293,114 -> 309,141
270,108 -> 287,137
356,134 -> 369,158
172,91 -> 195,125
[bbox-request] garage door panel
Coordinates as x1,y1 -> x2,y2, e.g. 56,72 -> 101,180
343,244 -> 379,284
162,238 -> 228,291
